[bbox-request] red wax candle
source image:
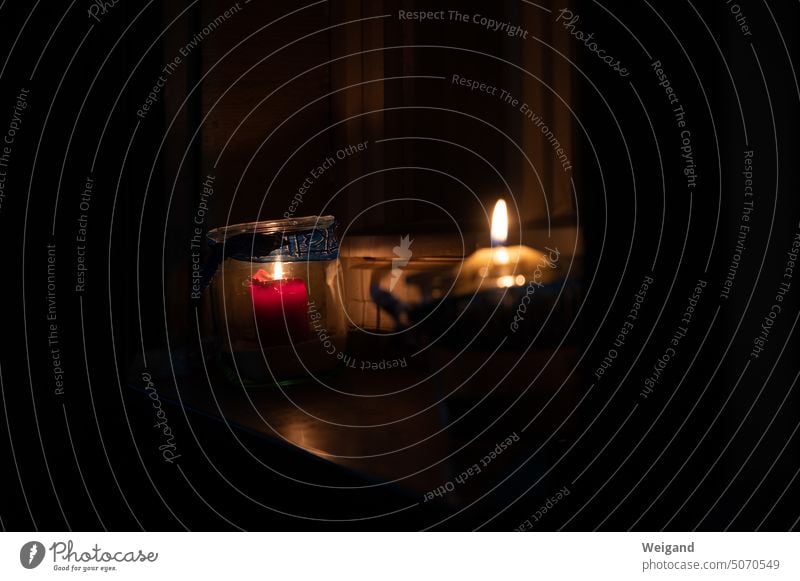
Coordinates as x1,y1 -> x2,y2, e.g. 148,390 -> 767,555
250,267 -> 309,347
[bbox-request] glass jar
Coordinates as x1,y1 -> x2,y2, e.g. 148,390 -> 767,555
204,215 -> 346,386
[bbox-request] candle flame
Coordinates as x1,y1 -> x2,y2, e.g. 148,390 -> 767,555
273,260 -> 284,280
491,199 -> 508,247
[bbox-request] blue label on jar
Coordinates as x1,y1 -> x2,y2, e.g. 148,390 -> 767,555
264,225 -> 339,262
197,222 -> 339,294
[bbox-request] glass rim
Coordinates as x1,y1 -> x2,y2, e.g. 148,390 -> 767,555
206,215 -> 335,244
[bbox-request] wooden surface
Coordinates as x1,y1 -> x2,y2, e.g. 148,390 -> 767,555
145,341 -> 582,503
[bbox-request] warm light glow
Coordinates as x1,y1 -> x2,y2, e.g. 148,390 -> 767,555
273,260 -> 284,280
494,246 -> 510,265
491,199 -> 508,247
496,275 -> 515,288
496,274 -> 528,288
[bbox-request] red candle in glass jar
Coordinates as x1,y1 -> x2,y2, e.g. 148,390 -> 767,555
250,264 -> 309,347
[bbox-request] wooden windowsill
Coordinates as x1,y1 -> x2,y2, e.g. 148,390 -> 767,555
339,225 -> 582,259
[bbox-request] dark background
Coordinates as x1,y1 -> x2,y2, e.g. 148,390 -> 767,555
0,0 -> 798,531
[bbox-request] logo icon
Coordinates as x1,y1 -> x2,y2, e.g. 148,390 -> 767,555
20,541 -> 45,569
390,235 -> 413,291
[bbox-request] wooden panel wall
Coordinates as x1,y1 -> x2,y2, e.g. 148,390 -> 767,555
200,0 -> 332,227
192,0 -> 574,236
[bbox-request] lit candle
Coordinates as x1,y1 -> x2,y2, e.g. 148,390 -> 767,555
490,198 -> 509,248
453,199 -> 559,295
250,262 -> 309,347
